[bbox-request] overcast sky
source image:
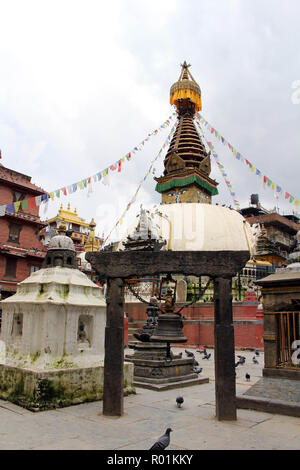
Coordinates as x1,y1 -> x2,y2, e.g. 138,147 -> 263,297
0,0 -> 299,243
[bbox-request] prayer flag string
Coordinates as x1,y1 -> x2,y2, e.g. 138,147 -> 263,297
0,113 -> 177,217
196,112 -> 300,210
195,119 -> 241,211
103,122 -> 178,246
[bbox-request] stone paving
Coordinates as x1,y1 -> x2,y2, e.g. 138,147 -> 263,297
243,377 -> 300,403
0,347 -> 300,450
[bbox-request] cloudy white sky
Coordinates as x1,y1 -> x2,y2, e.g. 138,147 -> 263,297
0,0 -> 299,243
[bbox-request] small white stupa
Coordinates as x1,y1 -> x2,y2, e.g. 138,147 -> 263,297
0,222 -> 134,410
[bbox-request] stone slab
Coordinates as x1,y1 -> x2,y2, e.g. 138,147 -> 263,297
236,376 -> 300,417
133,376 -> 209,391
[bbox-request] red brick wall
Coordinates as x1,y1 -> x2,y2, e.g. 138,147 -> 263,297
0,185 -> 41,218
0,180 -> 46,292
125,302 -> 264,351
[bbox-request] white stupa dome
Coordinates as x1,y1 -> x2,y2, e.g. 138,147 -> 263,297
122,203 -> 255,255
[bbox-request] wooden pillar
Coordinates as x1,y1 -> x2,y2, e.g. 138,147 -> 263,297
103,277 -> 124,416
213,276 -> 237,421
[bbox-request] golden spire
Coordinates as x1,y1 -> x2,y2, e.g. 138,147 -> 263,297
84,218 -> 100,252
170,61 -> 202,113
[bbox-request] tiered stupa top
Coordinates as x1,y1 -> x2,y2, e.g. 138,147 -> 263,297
155,61 -> 218,202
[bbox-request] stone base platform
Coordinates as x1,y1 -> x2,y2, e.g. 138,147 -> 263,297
133,376 -> 209,391
236,376 -> 300,418
126,341 -> 209,391
0,362 -> 135,412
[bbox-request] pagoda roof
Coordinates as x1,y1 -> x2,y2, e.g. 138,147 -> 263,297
0,163 -> 46,196
47,203 -> 89,227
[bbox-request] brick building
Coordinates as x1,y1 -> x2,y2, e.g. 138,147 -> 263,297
240,203 -> 300,267
0,163 -> 47,301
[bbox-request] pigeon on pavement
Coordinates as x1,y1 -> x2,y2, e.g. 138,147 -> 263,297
185,349 -> 195,358
252,356 -> 259,364
149,428 -> 173,450
193,366 -> 203,374
245,373 -> 251,381
202,353 -> 211,360
176,396 -> 184,408
255,348 -> 260,356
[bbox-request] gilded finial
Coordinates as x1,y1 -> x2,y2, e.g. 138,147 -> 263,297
170,61 -> 202,113
58,220 -> 67,233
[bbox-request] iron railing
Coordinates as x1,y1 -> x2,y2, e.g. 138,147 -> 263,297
276,312 -> 300,369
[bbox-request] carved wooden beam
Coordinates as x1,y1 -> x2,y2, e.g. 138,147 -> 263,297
86,250 -> 249,279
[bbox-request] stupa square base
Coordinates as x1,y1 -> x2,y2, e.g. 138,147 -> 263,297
0,362 -> 135,411
126,341 -> 209,391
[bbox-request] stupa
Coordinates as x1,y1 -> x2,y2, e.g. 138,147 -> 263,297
122,63 -> 255,391
155,61 -> 218,204
0,223 -> 134,410
86,62 -> 254,419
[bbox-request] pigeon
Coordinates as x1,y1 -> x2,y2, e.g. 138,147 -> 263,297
252,356 -> 259,364
193,359 -> 199,366
176,396 -> 184,408
149,427 -> 172,451
255,349 -> 260,356
237,355 -> 246,364
202,353 -> 211,360
185,349 -> 195,358
193,366 -> 203,374
245,373 -> 251,381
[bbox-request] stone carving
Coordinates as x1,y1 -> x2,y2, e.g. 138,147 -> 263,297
133,297 -> 160,342
151,367 -> 163,377
176,279 -> 187,303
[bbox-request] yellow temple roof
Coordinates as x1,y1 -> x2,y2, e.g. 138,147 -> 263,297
47,203 -> 89,227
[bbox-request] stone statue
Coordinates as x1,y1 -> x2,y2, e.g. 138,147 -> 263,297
164,288 -> 175,313
78,321 -> 88,343
133,296 -> 160,342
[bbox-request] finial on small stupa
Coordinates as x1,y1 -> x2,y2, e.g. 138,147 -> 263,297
58,221 -> 67,234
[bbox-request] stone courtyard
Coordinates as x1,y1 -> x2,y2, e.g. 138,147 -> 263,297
0,347 -> 299,450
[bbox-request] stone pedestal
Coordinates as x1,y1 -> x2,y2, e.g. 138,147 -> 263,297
125,342 -> 209,390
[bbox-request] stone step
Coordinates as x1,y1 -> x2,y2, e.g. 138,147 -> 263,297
133,376 -> 209,391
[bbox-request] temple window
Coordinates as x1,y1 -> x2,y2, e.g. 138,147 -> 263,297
4,257 -> 17,278
13,191 -> 25,202
30,265 -> 40,274
8,223 -> 22,243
